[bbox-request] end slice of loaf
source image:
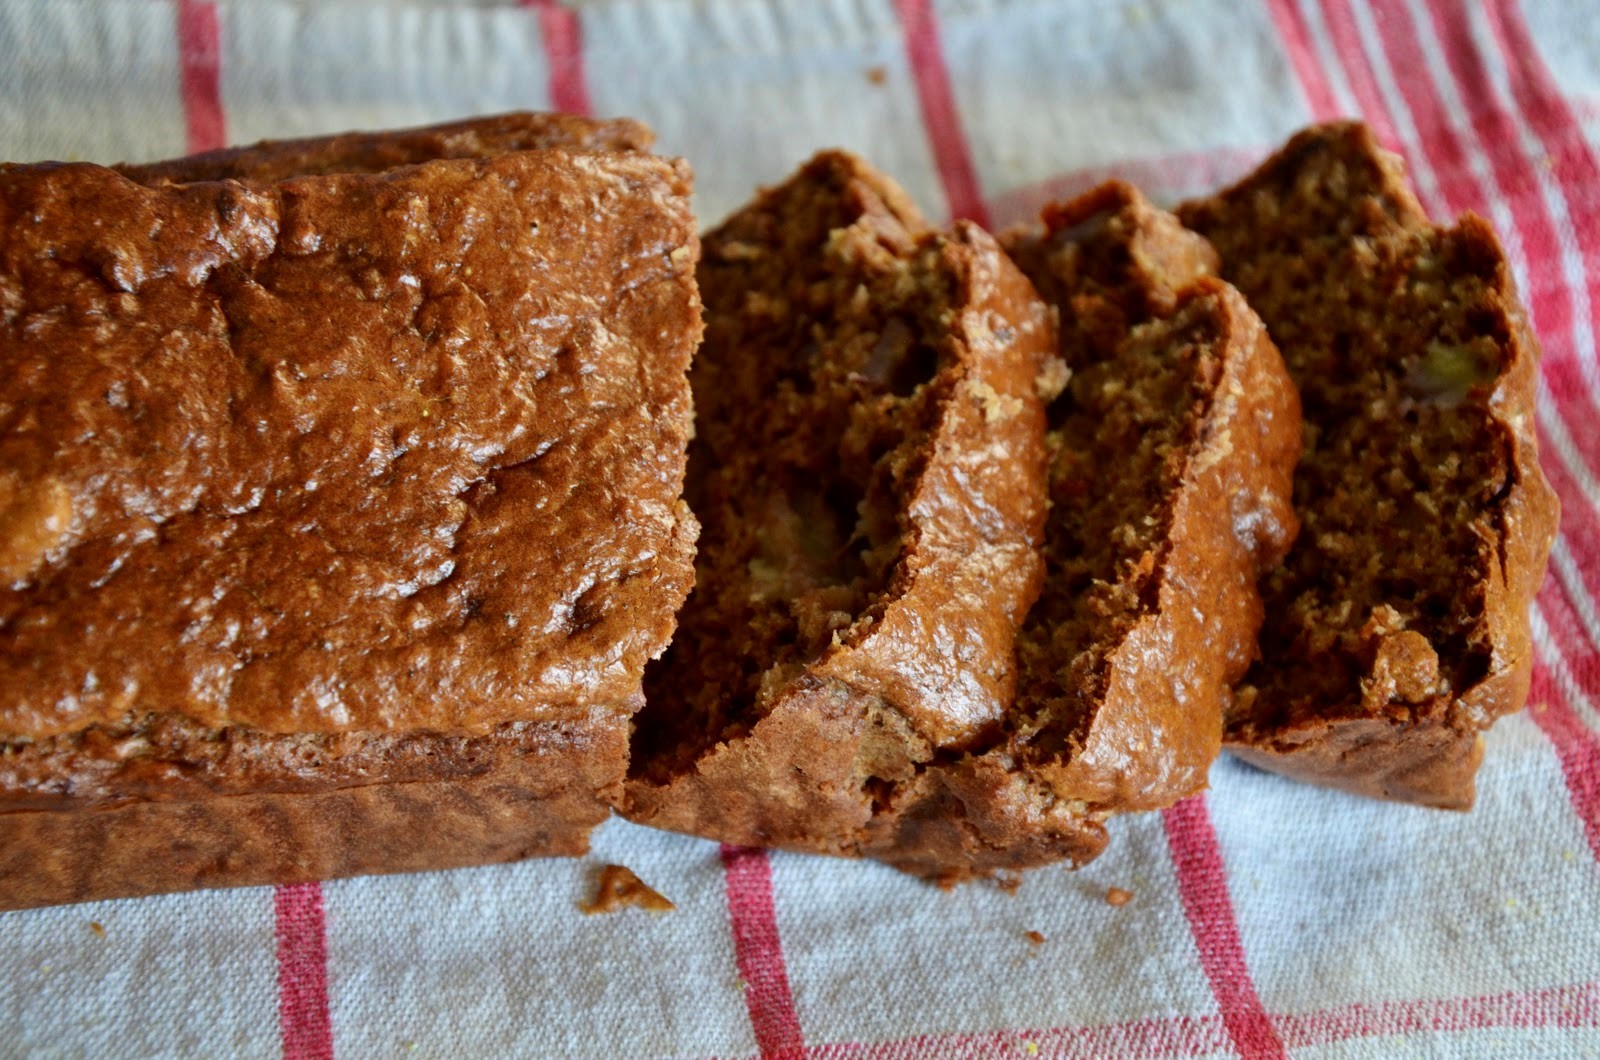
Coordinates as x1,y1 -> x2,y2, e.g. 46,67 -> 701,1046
1178,123 -> 1559,808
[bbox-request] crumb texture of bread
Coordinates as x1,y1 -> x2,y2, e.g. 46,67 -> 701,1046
626,152 -> 1058,873
870,181 -> 1300,880
1178,122 -> 1559,807
0,118 -> 702,905
1002,184 -> 1300,811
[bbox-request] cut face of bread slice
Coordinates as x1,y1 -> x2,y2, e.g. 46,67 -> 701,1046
0,130 -> 699,907
629,165 -> 1298,883
117,111 -> 652,184
625,152 -> 1057,872
1178,123 -> 1559,808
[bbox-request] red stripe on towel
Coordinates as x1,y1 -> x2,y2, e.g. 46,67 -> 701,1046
1275,980 -> 1600,1047
804,981 -> 1600,1056
1162,797 -> 1287,1059
721,846 -> 805,1059
274,882 -> 335,1060
175,0 -> 225,152
891,0 -> 989,227
526,0 -> 593,116
1530,591 -> 1600,865
1262,0 -> 1343,121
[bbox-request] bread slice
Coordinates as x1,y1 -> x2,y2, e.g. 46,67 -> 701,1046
0,126 -> 700,908
624,152 -> 1057,874
908,184 -> 1299,877
1178,123 -> 1559,807
627,162 -> 1298,883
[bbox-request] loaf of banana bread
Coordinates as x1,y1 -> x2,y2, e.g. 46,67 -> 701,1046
0,120 -> 700,909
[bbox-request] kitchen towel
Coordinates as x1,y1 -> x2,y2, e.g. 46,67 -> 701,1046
1,1 -> 1598,1056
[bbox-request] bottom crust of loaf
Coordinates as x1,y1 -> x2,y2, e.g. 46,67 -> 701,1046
1227,721 -> 1483,810
0,716 -> 627,911
1224,645 -> 1534,809
627,676 -> 1109,884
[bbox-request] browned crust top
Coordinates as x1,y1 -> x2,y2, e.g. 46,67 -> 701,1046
117,111 -> 652,185
0,147 -> 700,741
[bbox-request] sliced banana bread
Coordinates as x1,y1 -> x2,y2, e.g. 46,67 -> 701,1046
886,183 -> 1299,879
625,152 -> 1057,874
629,166 -> 1299,883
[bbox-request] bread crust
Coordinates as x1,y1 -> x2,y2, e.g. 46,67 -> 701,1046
1179,123 -> 1559,808
0,117 -> 699,908
0,715 -> 627,910
117,110 -> 652,184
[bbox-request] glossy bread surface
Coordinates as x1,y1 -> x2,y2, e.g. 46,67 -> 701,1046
0,149 -> 698,741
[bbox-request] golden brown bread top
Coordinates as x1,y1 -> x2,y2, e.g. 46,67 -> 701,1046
118,111 -> 652,184
0,148 -> 700,740
1178,122 -> 1558,807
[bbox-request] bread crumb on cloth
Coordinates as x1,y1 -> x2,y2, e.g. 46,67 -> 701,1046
580,865 -> 676,915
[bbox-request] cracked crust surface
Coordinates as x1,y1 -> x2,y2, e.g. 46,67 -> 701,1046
0,128 -> 700,905
0,150 -> 698,739
1178,123 -> 1559,807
